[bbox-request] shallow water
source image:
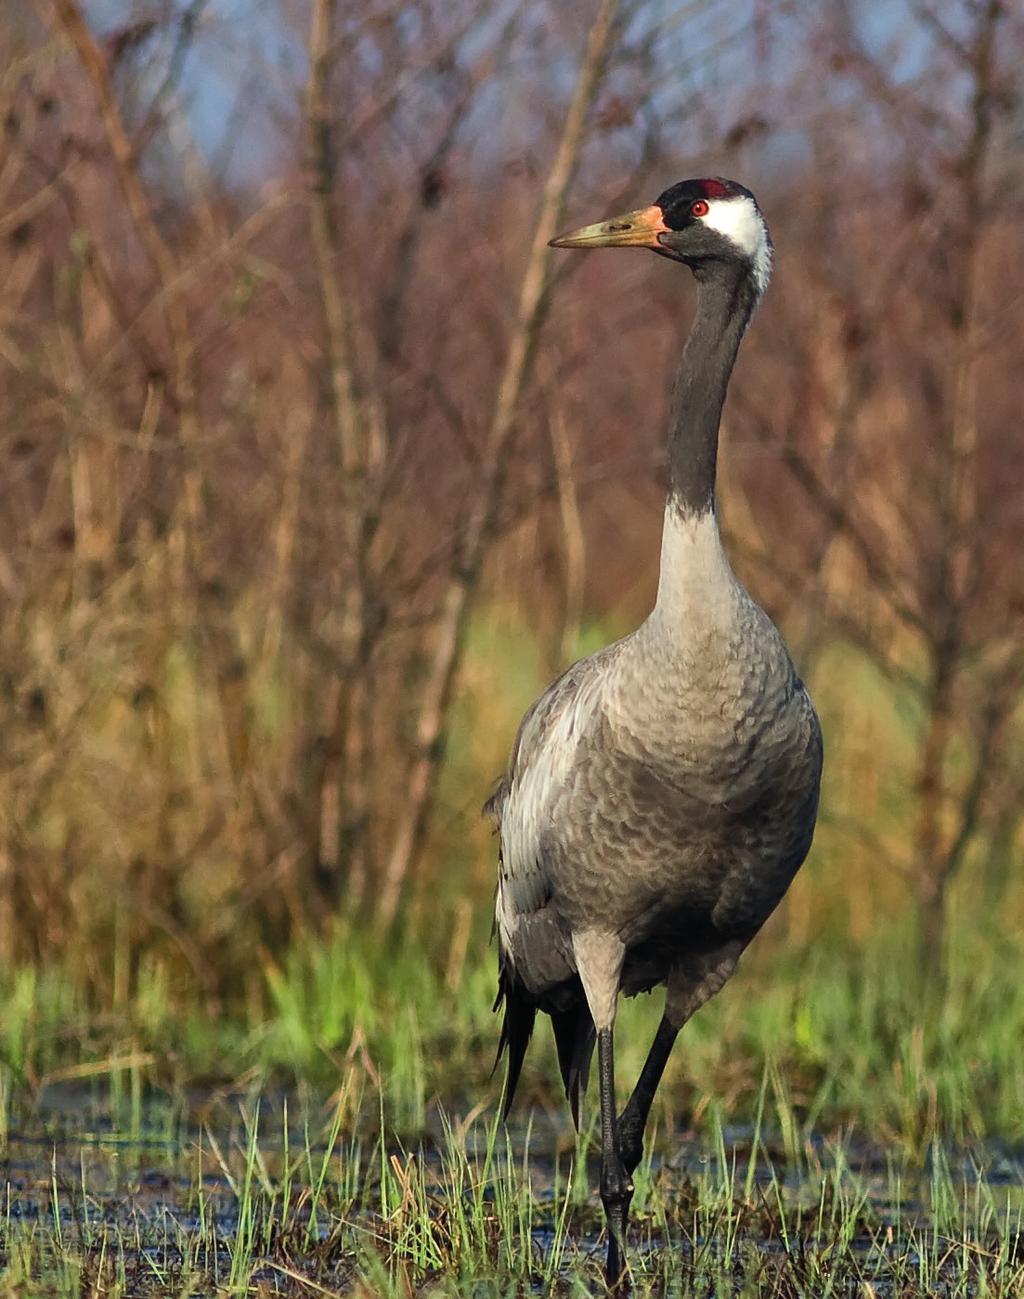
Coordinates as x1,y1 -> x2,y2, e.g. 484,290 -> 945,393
3,1085 -> 1023,1296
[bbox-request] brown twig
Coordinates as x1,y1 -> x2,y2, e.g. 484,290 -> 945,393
376,0 -> 624,926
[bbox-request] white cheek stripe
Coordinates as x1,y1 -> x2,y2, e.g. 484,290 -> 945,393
701,196 -> 772,295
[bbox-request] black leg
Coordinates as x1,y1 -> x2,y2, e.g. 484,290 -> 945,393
617,1014 -> 678,1177
597,1027 -> 632,1288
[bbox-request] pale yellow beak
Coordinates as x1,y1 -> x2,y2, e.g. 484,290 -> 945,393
549,205 -> 669,249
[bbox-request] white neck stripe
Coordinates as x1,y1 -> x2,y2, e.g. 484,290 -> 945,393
700,196 -> 772,296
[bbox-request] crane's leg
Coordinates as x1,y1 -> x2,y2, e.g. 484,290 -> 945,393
619,944 -> 745,1176
571,930 -> 629,1288
597,1025 -> 632,1287
617,1015 -> 678,1177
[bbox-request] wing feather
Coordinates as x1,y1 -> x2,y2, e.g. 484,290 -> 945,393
487,653 -> 612,989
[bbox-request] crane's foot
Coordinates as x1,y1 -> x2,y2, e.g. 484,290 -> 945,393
601,1154 -> 633,1290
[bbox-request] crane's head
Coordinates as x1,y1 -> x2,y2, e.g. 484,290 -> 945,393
550,178 -> 772,296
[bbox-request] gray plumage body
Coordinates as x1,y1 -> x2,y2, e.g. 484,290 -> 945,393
489,505 -> 821,1079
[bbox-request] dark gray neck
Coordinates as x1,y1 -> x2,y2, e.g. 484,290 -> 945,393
668,261 -> 761,515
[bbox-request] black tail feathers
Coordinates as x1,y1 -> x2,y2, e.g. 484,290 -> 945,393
494,966 -> 595,1127
551,1002 -> 596,1129
493,966 -> 536,1119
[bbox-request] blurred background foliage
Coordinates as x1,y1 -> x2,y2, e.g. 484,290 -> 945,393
0,0 -> 1022,1106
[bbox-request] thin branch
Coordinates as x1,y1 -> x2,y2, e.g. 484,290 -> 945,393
377,0 -> 625,926
49,0 -> 205,575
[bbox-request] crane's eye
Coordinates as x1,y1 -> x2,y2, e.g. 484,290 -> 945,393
690,199 -> 709,218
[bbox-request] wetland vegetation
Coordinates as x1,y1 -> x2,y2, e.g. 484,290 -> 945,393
3,920 -> 1024,1295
